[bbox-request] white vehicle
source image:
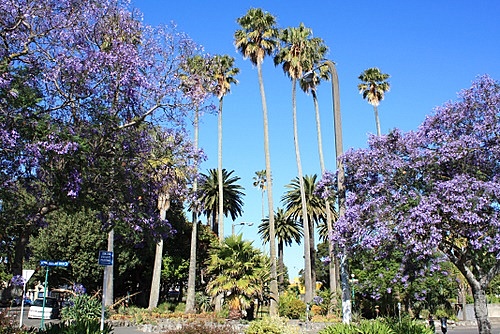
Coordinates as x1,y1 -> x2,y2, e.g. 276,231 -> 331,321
27,297 -> 60,319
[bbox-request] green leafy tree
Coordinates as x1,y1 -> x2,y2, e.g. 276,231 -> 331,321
206,234 -> 269,319
234,8 -> 280,315
357,67 -> 390,136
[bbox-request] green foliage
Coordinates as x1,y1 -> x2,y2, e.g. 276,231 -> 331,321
61,294 -> 104,321
278,292 -> 305,319
320,318 -> 433,334
245,317 -> 299,334
319,319 -> 394,334
383,317 -> 434,334
38,319 -> 113,334
161,322 -> 240,334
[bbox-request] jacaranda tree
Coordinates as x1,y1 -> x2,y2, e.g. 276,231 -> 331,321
334,75 -> 500,334
0,0 -> 203,289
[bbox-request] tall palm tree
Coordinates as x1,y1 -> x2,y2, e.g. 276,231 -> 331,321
299,39 -> 339,295
357,67 -> 390,136
253,170 -> 267,220
199,168 -> 245,233
258,208 -> 302,289
211,55 -> 239,241
206,234 -> 269,319
282,174 -> 333,296
234,7 -> 280,316
180,55 -> 213,313
274,23 -> 324,303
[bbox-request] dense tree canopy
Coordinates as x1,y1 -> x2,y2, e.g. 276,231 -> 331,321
334,75 -> 500,333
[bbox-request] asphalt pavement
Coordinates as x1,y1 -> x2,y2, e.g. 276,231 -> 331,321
3,307 -> 498,334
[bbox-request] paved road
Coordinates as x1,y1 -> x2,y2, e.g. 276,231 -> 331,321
4,307 -> 498,334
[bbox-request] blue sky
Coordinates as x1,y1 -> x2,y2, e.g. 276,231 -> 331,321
132,1 -> 500,277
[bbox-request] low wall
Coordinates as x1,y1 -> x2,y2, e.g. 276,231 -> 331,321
457,303 -> 500,320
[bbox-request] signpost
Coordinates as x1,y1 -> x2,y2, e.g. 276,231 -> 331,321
99,251 -> 113,331
19,269 -> 35,328
38,260 -> 69,329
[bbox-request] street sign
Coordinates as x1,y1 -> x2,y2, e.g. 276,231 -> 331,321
98,251 -> 113,266
39,260 -> 69,267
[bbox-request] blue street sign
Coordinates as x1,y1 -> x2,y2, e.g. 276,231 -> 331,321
98,251 -> 113,266
39,260 -> 69,267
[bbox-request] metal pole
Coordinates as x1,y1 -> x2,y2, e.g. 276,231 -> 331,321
100,267 -> 107,331
40,266 -> 49,329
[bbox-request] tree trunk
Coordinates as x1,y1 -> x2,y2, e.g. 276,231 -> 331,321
373,105 -> 381,136
257,62 -> 278,316
471,287 -> 491,334
312,89 -> 338,296
292,78 -> 313,302
149,193 -> 169,310
218,97 -> 224,241
185,108 -> 200,313
278,241 -> 284,289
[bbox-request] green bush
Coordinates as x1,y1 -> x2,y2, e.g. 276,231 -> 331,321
319,319 -> 395,334
245,317 -> 299,334
38,319 -> 113,334
278,293 -> 305,319
320,318 -> 433,334
161,322 -> 239,334
384,317 -> 434,334
60,294 -> 105,321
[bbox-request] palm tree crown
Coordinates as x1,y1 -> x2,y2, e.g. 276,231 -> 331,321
358,67 -> 390,136
198,168 -> 245,234
234,8 -> 279,66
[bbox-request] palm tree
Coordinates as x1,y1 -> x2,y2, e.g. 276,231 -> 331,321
282,174 -> 332,296
357,67 -> 390,136
211,55 -> 239,241
180,54 -> 213,313
298,38 -> 339,295
253,170 -> 267,220
274,23 -> 324,303
199,168 -> 245,233
234,7 -> 280,316
206,234 -> 269,319
258,208 -> 302,290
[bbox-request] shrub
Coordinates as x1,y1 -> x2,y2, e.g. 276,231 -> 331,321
60,294 -> 104,321
38,319 -> 113,334
161,321 -> 240,334
320,319 -> 395,334
278,292 -> 305,319
384,317 -> 434,334
245,317 -> 299,334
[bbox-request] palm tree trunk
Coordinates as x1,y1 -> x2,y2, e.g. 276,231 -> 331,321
257,62 -> 278,316
218,98 -> 224,241
278,241 -> 284,289
312,90 -> 338,296
292,78 -> 313,303
185,108 -> 200,313
373,105 -> 381,136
